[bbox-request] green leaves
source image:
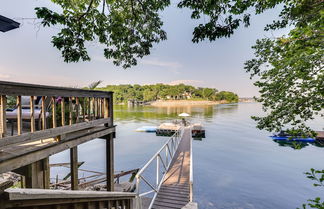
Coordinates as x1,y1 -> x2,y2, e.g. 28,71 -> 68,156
36,0 -> 169,68
244,0 -> 324,134
298,169 -> 324,209
305,169 -> 324,187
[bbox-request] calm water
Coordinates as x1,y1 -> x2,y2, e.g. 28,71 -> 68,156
51,103 -> 324,209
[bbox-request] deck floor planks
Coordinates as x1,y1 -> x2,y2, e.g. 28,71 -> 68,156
152,128 -> 191,209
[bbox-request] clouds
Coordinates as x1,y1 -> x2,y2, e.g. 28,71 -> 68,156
140,58 -> 182,74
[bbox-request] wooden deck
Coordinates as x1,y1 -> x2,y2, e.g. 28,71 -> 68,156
152,128 -> 191,209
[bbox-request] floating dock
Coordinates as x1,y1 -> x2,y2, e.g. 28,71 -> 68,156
156,123 -> 181,136
191,123 -> 205,138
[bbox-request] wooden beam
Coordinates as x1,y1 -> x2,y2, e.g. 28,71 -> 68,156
106,134 -> 114,191
4,188 -> 136,200
70,147 -> 78,190
0,118 -> 111,147
0,127 -> 115,173
0,81 -> 112,98
1,126 -> 111,163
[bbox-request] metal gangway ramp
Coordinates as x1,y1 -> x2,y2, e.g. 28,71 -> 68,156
135,127 -> 194,209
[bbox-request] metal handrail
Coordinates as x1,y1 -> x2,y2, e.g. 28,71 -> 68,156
135,127 -> 184,209
189,127 -> 193,202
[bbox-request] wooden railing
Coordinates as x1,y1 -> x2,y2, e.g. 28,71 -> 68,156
1,188 -> 135,209
0,80 -> 113,144
0,81 -> 114,177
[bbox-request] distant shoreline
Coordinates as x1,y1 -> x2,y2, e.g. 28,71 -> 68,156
149,100 -> 231,107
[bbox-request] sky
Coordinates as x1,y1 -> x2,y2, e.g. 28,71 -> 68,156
0,1 -> 287,97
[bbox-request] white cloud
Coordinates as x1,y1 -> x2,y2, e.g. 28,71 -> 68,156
141,58 -> 182,69
169,80 -> 203,86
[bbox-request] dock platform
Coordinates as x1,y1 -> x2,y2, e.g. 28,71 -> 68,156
156,123 -> 181,136
152,127 -> 192,209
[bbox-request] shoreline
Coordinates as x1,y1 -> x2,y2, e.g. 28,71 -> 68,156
149,100 -> 231,107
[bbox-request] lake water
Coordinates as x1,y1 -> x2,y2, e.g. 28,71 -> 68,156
51,103 -> 324,209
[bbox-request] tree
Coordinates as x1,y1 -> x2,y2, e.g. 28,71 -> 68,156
35,0 -> 168,68
34,0 -> 315,68
36,0 -> 323,132
244,0 -> 323,135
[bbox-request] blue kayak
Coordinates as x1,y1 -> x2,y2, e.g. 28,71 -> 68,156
136,126 -> 157,132
270,136 -> 315,142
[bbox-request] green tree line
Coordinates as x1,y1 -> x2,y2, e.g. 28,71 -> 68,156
95,83 -> 238,104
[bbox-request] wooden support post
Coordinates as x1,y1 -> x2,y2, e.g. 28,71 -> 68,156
106,134 -> 114,191
23,161 -> 45,189
17,96 -> 22,135
30,96 -> 35,133
70,146 -> 79,190
0,95 -> 7,138
42,158 -> 50,189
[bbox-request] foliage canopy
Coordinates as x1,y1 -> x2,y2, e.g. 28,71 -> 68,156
96,83 -> 238,104
35,0 -> 323,134
244,0 -> 323,134
35,0 -> 318,68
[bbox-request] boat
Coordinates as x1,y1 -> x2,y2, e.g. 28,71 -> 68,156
270,131 -> 315,142
135,126 -> 157,132
270,136 -> 315,142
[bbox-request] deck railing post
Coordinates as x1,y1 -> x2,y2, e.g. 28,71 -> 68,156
0,95 -> 7,138
52,97 -> 57,128
108,96 -> 114,127
17,96 -> 22,135
104,98 -> 109,127
30,96 -> 35,133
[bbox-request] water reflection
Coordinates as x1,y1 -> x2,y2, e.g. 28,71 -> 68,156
272,139 -> 324,149
114,104 -> 239,123
272,140 -> 310,149
50,103 -> 324,209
